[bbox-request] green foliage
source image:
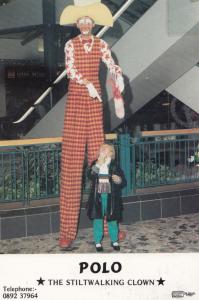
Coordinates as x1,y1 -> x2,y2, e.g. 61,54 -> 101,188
0,144 -> 61,203
136,160 -> 179,187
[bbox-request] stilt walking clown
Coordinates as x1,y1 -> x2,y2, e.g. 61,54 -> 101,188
59,0 -> 125,248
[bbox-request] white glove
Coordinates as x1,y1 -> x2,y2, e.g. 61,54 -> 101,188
116,75 -> 124,93
86,83 -> 102,102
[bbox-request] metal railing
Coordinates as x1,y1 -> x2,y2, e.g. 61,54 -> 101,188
134,138 -> 199,187
120,131 -> 199,195
1,131 -> 199,204
0,143 -> 61,204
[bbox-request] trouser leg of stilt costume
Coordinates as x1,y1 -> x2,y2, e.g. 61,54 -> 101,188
60,98 -> 104,242
59,105 -> 87,241
86,101 -> 104,166
103,217 -> 109,236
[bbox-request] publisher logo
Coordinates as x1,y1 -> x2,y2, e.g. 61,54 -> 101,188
172,291 -> 195,298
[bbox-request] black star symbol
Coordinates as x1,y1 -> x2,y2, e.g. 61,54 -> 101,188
37,277 -> 45,285
157,277 -> 165,286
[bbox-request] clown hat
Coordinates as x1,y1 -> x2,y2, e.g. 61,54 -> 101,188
60,0 -> 113,27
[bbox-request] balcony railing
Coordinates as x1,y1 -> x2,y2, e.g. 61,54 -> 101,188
1,130 -> 199,204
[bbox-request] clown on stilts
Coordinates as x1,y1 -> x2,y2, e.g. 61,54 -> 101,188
59,0 -> 125,249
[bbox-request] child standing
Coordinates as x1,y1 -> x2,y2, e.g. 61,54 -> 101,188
87,144 -> 124,252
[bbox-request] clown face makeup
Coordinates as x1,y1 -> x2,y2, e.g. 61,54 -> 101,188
78,17 -> 93,25
77,16 -> 95,36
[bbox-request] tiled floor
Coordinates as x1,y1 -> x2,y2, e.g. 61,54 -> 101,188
0,212 -> 199,254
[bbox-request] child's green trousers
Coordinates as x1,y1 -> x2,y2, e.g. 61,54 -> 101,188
93,193 -> 118,243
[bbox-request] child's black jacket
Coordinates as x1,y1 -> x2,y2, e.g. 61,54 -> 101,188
86,160 -> 125,221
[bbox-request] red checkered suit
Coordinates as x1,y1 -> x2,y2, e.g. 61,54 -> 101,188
60,36 -> 105,242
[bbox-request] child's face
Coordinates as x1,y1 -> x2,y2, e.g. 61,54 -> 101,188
99,145 -> 114,159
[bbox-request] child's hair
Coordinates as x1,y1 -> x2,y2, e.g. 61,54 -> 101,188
99,143 -> 115,160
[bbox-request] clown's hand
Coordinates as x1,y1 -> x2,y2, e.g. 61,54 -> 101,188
116,75 -> 124,93
86,83 -> 102,102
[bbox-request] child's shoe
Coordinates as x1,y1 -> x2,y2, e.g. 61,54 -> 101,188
111,241 -> 120,251
95,243 -> 103,252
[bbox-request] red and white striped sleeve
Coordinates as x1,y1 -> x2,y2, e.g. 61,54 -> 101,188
100,39 -> 122,79
64,40 -> 84,85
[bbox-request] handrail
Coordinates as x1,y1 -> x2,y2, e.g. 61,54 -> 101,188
141,128 -> 199,137
0,133 -> 117,147
96,0 -> 135,37
13,0 -> 135,124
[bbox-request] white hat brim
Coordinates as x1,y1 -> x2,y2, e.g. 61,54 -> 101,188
60,3 -> 113,27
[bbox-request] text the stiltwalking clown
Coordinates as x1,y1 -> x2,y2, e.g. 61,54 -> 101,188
59,0 -> 125,249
